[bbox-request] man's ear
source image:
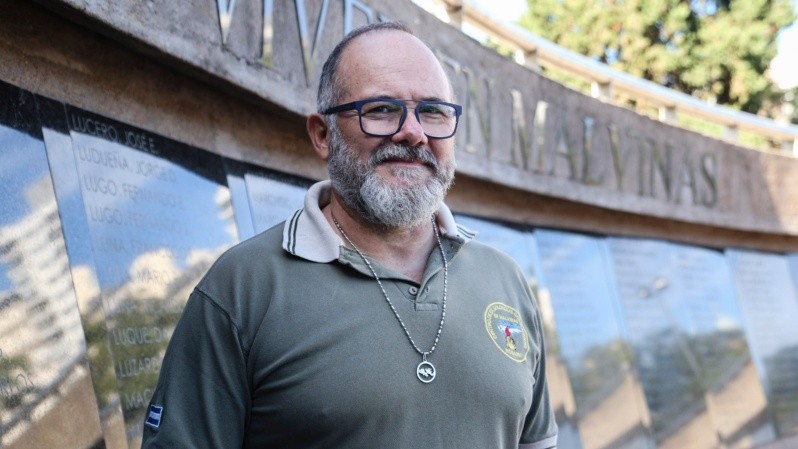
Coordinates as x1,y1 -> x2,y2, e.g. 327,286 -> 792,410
307,113 -> 331,161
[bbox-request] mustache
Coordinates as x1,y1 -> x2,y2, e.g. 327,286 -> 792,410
368,144 -> 439,171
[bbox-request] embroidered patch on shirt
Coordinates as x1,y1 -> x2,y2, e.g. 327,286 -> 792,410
484,302 -> 529,362
145,404 -> 163,429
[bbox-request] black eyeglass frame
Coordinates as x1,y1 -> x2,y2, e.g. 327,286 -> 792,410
322,97 -> 463,139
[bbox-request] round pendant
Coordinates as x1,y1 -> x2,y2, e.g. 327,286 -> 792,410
416,361 -> 436,383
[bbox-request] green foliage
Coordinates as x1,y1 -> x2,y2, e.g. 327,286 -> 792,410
108,295 -> 183,424
83,314 -> 118,409
0,352 -> 35,408
540,65 -> 592,93
484,37 -> 516,58
677,112 -> 725,137
787,87 -> 798,125
519,0 -> 796,114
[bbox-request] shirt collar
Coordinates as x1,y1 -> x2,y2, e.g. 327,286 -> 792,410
282,180 -> 475,263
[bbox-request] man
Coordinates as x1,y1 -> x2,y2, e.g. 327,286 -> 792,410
141,21 -> 557,449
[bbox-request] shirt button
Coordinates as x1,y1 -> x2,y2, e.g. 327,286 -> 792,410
408,286 -> 419,295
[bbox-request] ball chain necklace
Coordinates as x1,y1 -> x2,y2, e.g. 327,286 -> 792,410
331,212 -> 448,384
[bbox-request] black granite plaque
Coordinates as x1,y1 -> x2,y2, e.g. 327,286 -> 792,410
672,243 -> 775,447
606,237 -> 718,449
789,254 -> 798,287
0,80 -> 104,448
245,170 -> 311,234
37,94 -> 129,448
60,105 -> 239,447
223,160 -> 312,240
727,249 -> 798,438
536,230 -> 654,449
455,215 -> 538,280
222,159 -> 257,241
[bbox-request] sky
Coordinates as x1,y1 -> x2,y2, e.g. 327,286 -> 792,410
771,3 -> 798,90
469,0 -> 798,90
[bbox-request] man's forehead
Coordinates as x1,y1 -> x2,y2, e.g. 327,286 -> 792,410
338,30 -> 451,98
348,30 -> 436,62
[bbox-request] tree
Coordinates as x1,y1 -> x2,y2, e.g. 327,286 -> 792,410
787,87 -> 798,125
519,0 -> 796,115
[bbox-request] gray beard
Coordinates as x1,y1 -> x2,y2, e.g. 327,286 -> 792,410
327,126 -> 455,230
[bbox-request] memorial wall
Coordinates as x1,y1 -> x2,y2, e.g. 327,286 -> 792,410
1,0 -> 798,448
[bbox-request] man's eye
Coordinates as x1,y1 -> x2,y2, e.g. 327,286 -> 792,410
419,106 -> 445,115
419,104 -> 454,117
363,103 -> 402,115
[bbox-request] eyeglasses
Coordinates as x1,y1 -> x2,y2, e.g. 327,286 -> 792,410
322,98 -> 462,139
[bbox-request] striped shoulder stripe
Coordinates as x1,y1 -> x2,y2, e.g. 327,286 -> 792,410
287,209 -> 303,255
457,225 -> 476,239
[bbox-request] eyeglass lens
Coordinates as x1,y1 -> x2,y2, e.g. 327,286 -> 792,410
359,100 -> 458,138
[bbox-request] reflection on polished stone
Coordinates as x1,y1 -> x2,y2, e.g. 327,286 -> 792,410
223,161 -> 311,241
244,170 -> 311,234
39,94 -> 129,449
788,254 -> 798,284
607,237 -> 716,449
0,80 -> 104,448
672,243 -> 775,447
536,230 -> 654,449
223,159 -> 256,241
727,249 -> 798,440
607,238 -> 777,448
63,106 -> 239,447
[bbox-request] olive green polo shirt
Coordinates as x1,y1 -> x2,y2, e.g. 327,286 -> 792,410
141,180 -> 558,449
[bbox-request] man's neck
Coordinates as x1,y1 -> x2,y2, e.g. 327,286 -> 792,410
324,194 -> 437,283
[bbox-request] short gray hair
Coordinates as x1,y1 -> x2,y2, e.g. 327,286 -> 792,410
316,21 -> 413,114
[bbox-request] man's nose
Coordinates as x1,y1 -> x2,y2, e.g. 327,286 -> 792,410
391,111 -> 428,147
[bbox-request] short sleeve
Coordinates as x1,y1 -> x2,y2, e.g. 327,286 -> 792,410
141,288 -> 250,448
519,301 -> 558,449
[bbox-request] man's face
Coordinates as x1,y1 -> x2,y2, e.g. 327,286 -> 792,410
327,30 -> 457,228
327,122 -> 455,229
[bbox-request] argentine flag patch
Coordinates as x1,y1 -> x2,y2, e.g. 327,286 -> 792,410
145,404 -> 163,429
